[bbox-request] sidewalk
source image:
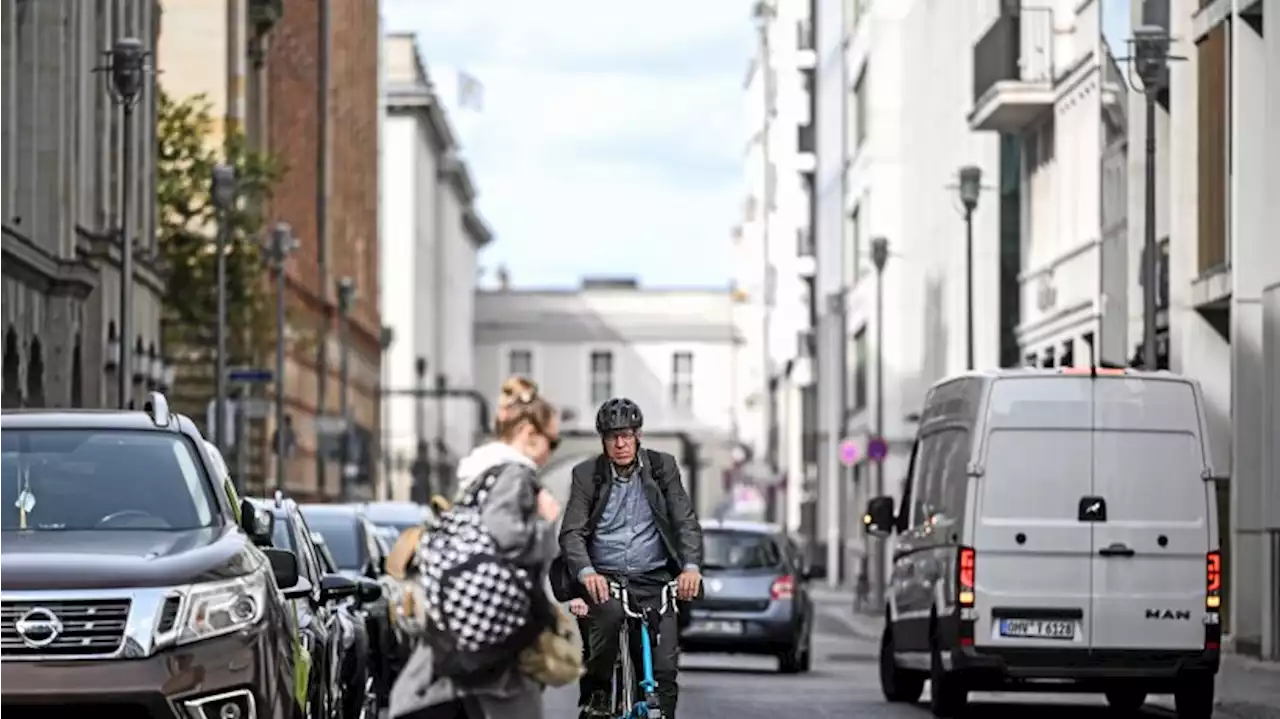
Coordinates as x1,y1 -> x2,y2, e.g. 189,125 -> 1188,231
810,585 -> 1280,717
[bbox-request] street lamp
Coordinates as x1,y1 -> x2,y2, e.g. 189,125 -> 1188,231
100,37 -> 151,409
265,222 -> 298,492
413,357 -> 430,501
957,165 -> 982,371
336,276 -> 356,501
212,164 -> 237,451
1125,25 -> 1176,370
869,236 -> 889,606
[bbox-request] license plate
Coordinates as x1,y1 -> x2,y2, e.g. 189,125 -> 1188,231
691,620 -> 744,634
999,619 -> 1076,640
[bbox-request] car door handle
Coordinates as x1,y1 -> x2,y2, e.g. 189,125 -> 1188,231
1099,542 -> 1136,558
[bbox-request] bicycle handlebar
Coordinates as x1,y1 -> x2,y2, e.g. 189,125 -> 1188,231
609,580 -> 679,620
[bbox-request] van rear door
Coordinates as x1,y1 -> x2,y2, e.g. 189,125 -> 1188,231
1089,376 -> 1211,651
974,377 -> 1094,649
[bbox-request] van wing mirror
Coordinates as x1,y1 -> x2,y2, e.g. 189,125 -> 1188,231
242,500 -> 274,545
863,496 -> 895,538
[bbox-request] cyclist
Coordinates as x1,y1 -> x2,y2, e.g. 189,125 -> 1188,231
559,398 -> 704,719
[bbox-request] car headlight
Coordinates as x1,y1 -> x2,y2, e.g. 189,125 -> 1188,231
176,572 -> 269,645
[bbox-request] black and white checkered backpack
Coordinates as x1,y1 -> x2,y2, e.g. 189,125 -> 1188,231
419,464 -> 543,680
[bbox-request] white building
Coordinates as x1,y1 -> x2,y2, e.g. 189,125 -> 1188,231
380,33 -> 493,502
473,278 -> 741,517
968,0 -> 1130,368
735,0 -> 819,533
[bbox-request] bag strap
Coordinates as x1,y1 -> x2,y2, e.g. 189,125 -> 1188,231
456,464 -> 505,508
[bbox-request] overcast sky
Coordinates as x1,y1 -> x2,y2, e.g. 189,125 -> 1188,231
381,0 -> 753,290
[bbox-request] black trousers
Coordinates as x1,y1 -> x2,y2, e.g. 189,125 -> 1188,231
579,577 -> 680,718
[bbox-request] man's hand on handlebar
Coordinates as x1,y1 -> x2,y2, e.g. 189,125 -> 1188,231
582,572 -> 610,604
676,568 -> 702,601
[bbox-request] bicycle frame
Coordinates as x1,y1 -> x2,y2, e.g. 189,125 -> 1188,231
609,580 -> 677,719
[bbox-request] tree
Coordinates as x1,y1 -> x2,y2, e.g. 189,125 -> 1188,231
156,91 -> 284,363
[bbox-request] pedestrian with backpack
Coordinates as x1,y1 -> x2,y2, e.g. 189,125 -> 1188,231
558,398 -> 705,719
390,378 -> 564,719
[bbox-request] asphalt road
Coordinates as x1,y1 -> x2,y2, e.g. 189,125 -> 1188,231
541,606 -> 1195,719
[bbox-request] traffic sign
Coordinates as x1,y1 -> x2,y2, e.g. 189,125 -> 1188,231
314,414 -> 348,436
868,436 -> 888,462
228,367 -> 274,383
838,439 -> 860,467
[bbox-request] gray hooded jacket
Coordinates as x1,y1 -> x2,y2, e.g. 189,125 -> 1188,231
389,441 -> 557,719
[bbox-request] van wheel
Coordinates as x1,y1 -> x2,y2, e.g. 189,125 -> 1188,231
1173,673 -> 1215,719
1104,688 -> 1147,712
929,633 -> 968,717
879,625 -> 925,703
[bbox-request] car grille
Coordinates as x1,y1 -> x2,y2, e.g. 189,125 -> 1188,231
695,597 -> 770,613
1,598 -> 131,657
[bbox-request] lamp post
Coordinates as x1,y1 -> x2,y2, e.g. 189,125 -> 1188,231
412,357 -> 431,502
212,164 -> 237,451
753,0 -> 778,475
957,166 -> 982,371
1128,26 -> 1173,370
265,223 -> 298,493
870,236 -> 890,605
101,37 -> 150,408
337,276 -> 356,501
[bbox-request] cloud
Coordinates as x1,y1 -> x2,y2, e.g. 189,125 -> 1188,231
382,0 -> 752,288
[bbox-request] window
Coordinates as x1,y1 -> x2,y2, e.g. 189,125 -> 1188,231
846,207 -> 862,285
507,348 -> 532,377
671,352 -> 694,409
852,328 -> 868,411
590,351 -> 614,406
1061,339 -> 1075,368
910,429 -> 969,527
1024,352 -> 1039,367
1043,345 -> 1056,368
702,530 -> 783,570
852,67 -> 867,150
1,430 -> 216,531
302,511 -> 366,572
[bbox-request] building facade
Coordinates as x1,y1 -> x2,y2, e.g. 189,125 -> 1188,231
735,0 -> 819,534
381,32 -> 493,503
473,279 -> 742,517
2,0 -> 167,411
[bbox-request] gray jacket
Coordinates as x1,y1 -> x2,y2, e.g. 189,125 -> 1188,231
558,449 -> 703,582
389,442 -> 557,719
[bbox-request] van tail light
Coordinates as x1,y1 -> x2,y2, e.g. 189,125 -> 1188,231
771,575 -> 795,600
958,547 -> 976,607
1204,551 -> 1222,651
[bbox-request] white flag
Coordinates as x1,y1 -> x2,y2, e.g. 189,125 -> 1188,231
457,70 -> 484,111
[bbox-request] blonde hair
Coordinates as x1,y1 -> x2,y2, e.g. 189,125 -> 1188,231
494,375 -> 556,439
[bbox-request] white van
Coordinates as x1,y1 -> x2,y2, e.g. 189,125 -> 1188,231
866,368 -> 1222,719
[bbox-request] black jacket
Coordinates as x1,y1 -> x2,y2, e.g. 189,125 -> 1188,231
557,449 -> 703,587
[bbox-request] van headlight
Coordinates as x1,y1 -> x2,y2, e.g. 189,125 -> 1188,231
176,572 -> 269,645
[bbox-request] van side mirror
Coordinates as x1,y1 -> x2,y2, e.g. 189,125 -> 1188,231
242,501 -> 274,545
863,496 -> 895,538
264,547 -> 300,589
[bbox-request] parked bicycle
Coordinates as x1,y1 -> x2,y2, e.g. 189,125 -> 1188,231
606,579 -> 678,719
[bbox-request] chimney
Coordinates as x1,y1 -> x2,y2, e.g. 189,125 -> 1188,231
496,265 -> 511,290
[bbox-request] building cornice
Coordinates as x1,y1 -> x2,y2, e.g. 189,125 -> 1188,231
385,83 -> 458,157
438,155 -> 476,204
462,206 -> 493,249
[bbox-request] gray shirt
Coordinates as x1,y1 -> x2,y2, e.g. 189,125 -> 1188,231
581,455 -> 668,579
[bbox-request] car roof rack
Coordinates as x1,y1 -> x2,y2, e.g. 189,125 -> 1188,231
144,391 -> 172,428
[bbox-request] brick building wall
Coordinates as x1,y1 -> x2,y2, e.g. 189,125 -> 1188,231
264,0 -> 382,500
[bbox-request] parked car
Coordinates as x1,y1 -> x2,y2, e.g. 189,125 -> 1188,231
311,532 -> 384,719
300,504 -> 410,699
360,500 -> 430,544
679,518 -> 822,673
253,495 -> 377,719
867,368 -> 1221,719
1,393 -> 311,719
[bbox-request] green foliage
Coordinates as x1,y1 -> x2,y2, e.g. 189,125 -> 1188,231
156,91 -> 285,362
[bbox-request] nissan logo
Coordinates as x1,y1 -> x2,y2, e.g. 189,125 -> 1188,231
15,607 -> 63,648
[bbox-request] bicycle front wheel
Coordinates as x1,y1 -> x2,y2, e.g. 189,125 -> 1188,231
615,626 -> 635,716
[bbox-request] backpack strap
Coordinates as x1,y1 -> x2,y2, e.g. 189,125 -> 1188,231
645,448 -> 668,500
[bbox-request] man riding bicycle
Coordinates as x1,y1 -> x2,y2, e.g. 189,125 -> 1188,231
559,398 -> 704,719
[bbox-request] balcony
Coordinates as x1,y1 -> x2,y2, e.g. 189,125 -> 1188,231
968,7 -> 1055,133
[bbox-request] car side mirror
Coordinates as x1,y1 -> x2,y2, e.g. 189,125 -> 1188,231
356,577 -> 383,604
264,547 -> 300,589
241,500 -> 274,545
863,496 -> 896,538
319,573 -> 359,603
281,576 -> 314,600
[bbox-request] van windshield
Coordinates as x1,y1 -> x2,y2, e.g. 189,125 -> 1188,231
1,429 -> 217,531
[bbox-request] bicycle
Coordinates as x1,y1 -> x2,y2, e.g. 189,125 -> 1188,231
605,579 -> 678,719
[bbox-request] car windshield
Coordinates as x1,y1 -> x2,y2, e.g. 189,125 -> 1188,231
301,512 -> 365,571
1,429 -> 217,531
701,530 -> 782,570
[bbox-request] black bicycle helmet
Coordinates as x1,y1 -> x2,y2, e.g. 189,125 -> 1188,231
595,397 -> 644,435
